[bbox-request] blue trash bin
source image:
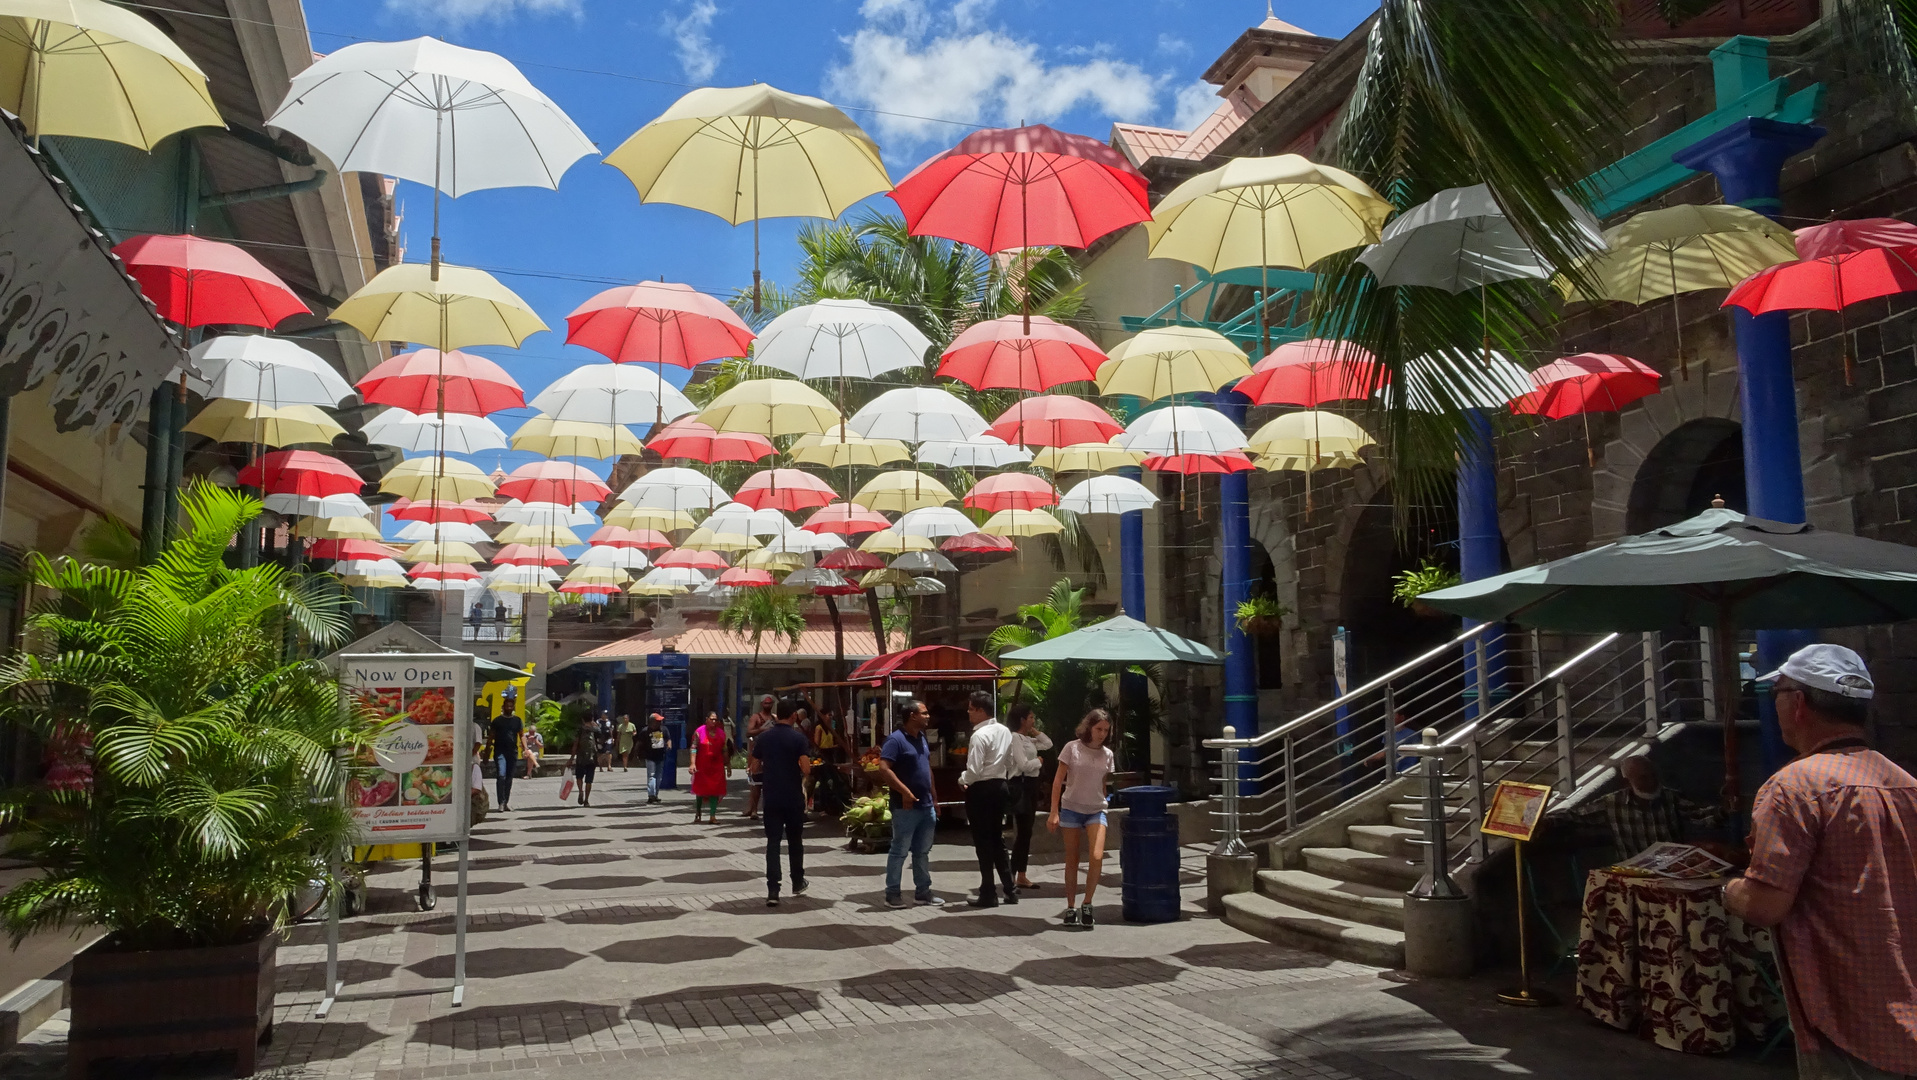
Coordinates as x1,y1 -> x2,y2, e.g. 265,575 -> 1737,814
1119,784 -> 1180,923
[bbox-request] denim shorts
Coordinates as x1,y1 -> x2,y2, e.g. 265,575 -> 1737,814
1057,807 -> 1107,829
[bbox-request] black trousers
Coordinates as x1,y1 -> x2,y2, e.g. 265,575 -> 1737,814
763,801 -> 805,891
965,778 -> 1014,896
1010,775 -> 1040,875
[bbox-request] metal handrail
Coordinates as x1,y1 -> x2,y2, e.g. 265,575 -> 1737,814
1435,633 -> 1620,749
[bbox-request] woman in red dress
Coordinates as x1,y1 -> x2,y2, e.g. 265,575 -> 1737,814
690,711 -> 732,823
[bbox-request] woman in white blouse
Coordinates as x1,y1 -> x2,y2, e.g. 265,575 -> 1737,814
1007,703 -> 1053,891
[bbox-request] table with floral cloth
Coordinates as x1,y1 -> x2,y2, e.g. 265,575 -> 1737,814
1576,868 -> 1787,1054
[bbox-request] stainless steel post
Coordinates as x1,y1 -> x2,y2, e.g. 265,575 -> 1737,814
1406,728 -> 1463,898
1699,626 -> 1718,724
1467,741 -> 1488,863
1383,682 -> 1399,778
1282,735 -> 1296,833
1641,632 -> 1660,736
1555,680 -> 1576,794
1213,725 -> 1249,857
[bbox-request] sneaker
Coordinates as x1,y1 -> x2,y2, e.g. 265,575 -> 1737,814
914,895 -> 945,907
885,894 -> 907,909
767,894 -> 781,908
793,879 -> 809,897
1079,903 -> 1094,927
1062,906 -> 1079,927
966,895 -> 998,909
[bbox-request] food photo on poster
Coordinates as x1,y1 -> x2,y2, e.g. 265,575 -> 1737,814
336,655 -> 475,842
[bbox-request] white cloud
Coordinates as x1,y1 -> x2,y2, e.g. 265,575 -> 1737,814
826,1 -> 1159,146
1172,79 -> 1220,131
1156,33 -> 1192,57
382,0 -> 581,23
661,0 -> 722,82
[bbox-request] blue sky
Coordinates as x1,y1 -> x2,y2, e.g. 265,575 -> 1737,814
303,0 -> 1374,494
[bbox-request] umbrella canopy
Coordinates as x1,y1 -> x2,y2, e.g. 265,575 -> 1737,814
860,567 -> 915,590
1000,615 -> 1222,664
762,527 -> 841,555
494,544 -> 569,567
564,281 -> 755,367
698,378 -> 842,437
297,515 -> 381,541
753,299 -> 932,381
113,234 -> 309,329
941,531 -> 1017,555
855,471 -> 959,514
988,396 -> 1124,448
334,263 -> 547,350
575,545 -> 651,570
859,529 -> 933,555
818,548 -> 887,572
341,574 -> 410,590
1146,452 -> 1254,475
184,400 -> 342,447
1724,217 -> 1917,384
937,314 -> 1105,392
1097,326 -> 1252,401
333,558 -> 408,578
788,424 -> 912,468
1031,441 -> 1145,473
309,538 -> 405,562
892,550 -> 959,574
655,548 -> 730,571
378,456 -> 495,502
603,504 -> 698,532
496,461 -> 611,505
1511,353 -> 1662,419
0,0 -> 222,148
703,501 -> 794,538
393,520 -> 490,544
736,469 -> 839,512
265,492 -> 371,519
1235,338 -> 1385,408
237,450 -> 362,498
492,522 -> 584,547
1146,154 -> 1392,273
631,581 -> 690,597
401,539 -> 486,565
648,417 -> 775,463
361,408 -> 509,453
637,564 -> 710,587
740,547 -> 805,572
1357,183 -> 1602,292
495,500 -> 595,527
409,562 -> 481,582
1560,203 -> 1798,304
1247,412 -> 1377,471
964,472 -> 1057,512
1399,350 -> 1535,412
618,466 -> 729,511
1115,405 -> 1249,457
979,508 -> 1064,537
893,506 -> 979,538
529,362 -> 696,429
781,567 -> 858,595
917,435 -> 1033,470
889,124 -> 1149,253
186,335 -> 356,409
716,567 -> 778,588
509,415 -> 646,459
589,525 -> 670,550
802,501 -> 890,535
681,526 -> 761,553
356,348 -> 525,416
846,387 -> 988,444
1059,476 -> 1158,515
389,499 -> 493,524
266,37 -> 594,197
560,581 -> 624,596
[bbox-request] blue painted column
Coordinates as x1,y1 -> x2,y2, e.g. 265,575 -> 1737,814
1457,410 -> 1506,716
1673,117 -> 1824,772
595,663 -> 615,720
1215,391 -> 1259,753
1117,464 -> 1152,773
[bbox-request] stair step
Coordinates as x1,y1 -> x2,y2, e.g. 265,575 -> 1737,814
1301,845 -> 1425,891
1222,891 -> 1405,968
1388,802 -> 1470,829
1347,823 -> 1421,858
1256,869 -> 1405,930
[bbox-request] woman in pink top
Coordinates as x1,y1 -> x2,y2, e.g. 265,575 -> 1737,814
1048,708 -> 1115,928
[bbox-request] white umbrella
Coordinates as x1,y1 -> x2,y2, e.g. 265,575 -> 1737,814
753,299 -> 931,380
361,408 -> 508,453
530,362 -> 697,429
264,492 -> 370,518
893,506 -> 978,538
762,527 -> 844,554
891,550 -> 958,574
495,500 -> 597,527
575,545 -> 652,571
618,466 -> 730,511
847,386 -> 988,444
1115,406 -> 1249,457
487,564 -> 562,585
1399,350 -> 1535,412
781,567 -> 852,592
917,435 -> 1033,469
1357,184 -> 1602,293
394,519 -> 491,544
184,336 -> 355,408
335,558 -> 408,578
638,565 -> 711,589
702,501 -> 792,537
1060,475 -> 1159,516
411,577 -> 482,593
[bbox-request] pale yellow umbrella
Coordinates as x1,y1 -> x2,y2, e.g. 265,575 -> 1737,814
510,414 -> 645,459
980,508 -> 1065,537
381,457 -> 495,502
1032,440 -> 1145,473
855,470 -> 956,514
402,539 -> 486,564
494,521 -> 584,547
630,581 -> 689,597
1096,326 -> 1252,401
184,400 -> 344,447
334,263 -> 547,350
0,0 -> 223,149
741,547 -> 806,572
603,504 -> 697,531
491,579 -> 556,595
859,529 -> 933,555
605,84 -> 891,311
296,515 -> 383,541
681,525 -> 760,552
788,423 -> 911,468
340,574 -> 410,590
698,378 -> 841,437
564,565 -> 626,585
1248,410 -> 1376,512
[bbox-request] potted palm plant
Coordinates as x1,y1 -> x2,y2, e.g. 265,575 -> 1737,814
1234,596 -> 1289,637
0,485 -> 370,1077
1393,561 -> 1461,618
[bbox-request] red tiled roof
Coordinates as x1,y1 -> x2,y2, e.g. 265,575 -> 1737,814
576,614 -> 882,662
1110,122 -> 1192,169
848,645 -> 998,681
1171,85 -> 1263,159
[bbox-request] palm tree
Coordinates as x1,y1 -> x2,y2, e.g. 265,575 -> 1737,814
985,578 -> 1091,745
718,587 -> 806,670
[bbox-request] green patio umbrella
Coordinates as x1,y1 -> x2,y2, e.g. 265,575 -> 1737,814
999,615 -> 1223,665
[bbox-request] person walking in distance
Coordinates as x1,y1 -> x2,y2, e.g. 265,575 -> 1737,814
522,723 -> 543,776
1725,645 -> 1917,1080
754,697 -> 813,907
1008,703 -> 1052,892
616,713 -> 637,771
643,713 -> 670,804
877,699 -> 941,909
743,695 -> 775,819
690,711 -> 731,823
959,690 -> 1017,908
488,700 -> 524,813
570,716 -> 599,807
1049,708 -> 1116,928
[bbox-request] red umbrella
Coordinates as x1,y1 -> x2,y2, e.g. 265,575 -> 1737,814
111,234 -> 310,329
560,582 -> 623,595
736,469 -> 838,512
589,525 -> 671,550
646,417 -> 776,463
1510,353 -> 1661,419
988,395 -> 1124,448
964,472 -> 1058,512
494,544 -> 569,567
237,450 -> 362,497
496,461 -> 611,505
818,548 -> 887,572
940,531 -> 1017,555
356,349 -> 525,415
801,501 -> 890,536
938,315 -> 1105,392
1725,218 -> 1917,384
717,567 -> 777,588
411,562 -> 481,581
1235,338 -> 1385,407
655,548 -> 729,570
1145,452 -> 1254,475
890,124 -> 1149,255
389,499 -> 494,524
309,538 -> 404,561
566,282 -> 755,367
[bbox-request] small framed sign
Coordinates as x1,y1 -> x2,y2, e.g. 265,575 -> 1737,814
337,652 -> 474,844
1481,780 -> 1553,842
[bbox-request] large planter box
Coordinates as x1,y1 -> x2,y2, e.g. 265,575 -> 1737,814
67,929 -> 275,1079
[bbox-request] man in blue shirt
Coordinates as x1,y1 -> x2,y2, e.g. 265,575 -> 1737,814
752,697 -> 813,907
877,698 -> 942,909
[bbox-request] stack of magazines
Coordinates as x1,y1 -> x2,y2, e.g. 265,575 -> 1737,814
1610,842 -> 1735,879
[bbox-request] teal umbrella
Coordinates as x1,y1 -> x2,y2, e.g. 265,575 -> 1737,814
1000,615 -> 1222,664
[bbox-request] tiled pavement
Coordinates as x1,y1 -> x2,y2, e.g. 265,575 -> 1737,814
7,769 -> 1790,1080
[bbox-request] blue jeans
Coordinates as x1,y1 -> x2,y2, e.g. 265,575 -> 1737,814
494,752 -> 515,807
646,757 -> 663,799
885,804 -> 937,900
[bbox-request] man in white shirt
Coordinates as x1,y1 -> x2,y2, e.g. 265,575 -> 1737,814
959,690 -> 1017,908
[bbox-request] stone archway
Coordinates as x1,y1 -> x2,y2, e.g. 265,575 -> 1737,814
1626,417 -> 1746,532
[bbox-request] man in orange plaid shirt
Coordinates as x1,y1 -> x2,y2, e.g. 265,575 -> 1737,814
1727,645 -> 1917,1080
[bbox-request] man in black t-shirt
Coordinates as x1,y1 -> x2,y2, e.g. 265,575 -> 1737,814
488,704 -> 523,813
752,698 -> 813,907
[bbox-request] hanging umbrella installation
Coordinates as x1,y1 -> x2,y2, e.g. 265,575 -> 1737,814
113,234 -> 310,329
510,415 -> 646,459
565,281 -> 755,423
187,336 -> 358,409
1234,338 -> 1384,407
618,466 -> 730,512
648,417 -> 776,463
361,408 -> 509,454
1247,411 -> 1376,512
1031,441 -> 1145,474
987,396 -> 1124,449
699,378 -> 842,438
495,461 -> 611,505
530,363 -> 696,431
964,472 -> 1058,512
1724,217 -> 1917,384
802,502 -> 890,536
735,469 -> 839,513
855,471 -> 958,514
1096,326 -> 1252,401
0,0 -> 223,148
1509,353 -> 1662,465
237,450 -> 363,498
917,436 -> 1032,470
1059,476 -> 1158,516
938,315 -> 1105,392
788,424 -> 910,469
184,401 -> 343,448
357,349 -> 526,415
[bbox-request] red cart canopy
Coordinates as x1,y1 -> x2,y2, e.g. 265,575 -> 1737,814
849,645 -> 999,682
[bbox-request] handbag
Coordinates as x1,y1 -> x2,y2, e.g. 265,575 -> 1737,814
559,777 -> 575,801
